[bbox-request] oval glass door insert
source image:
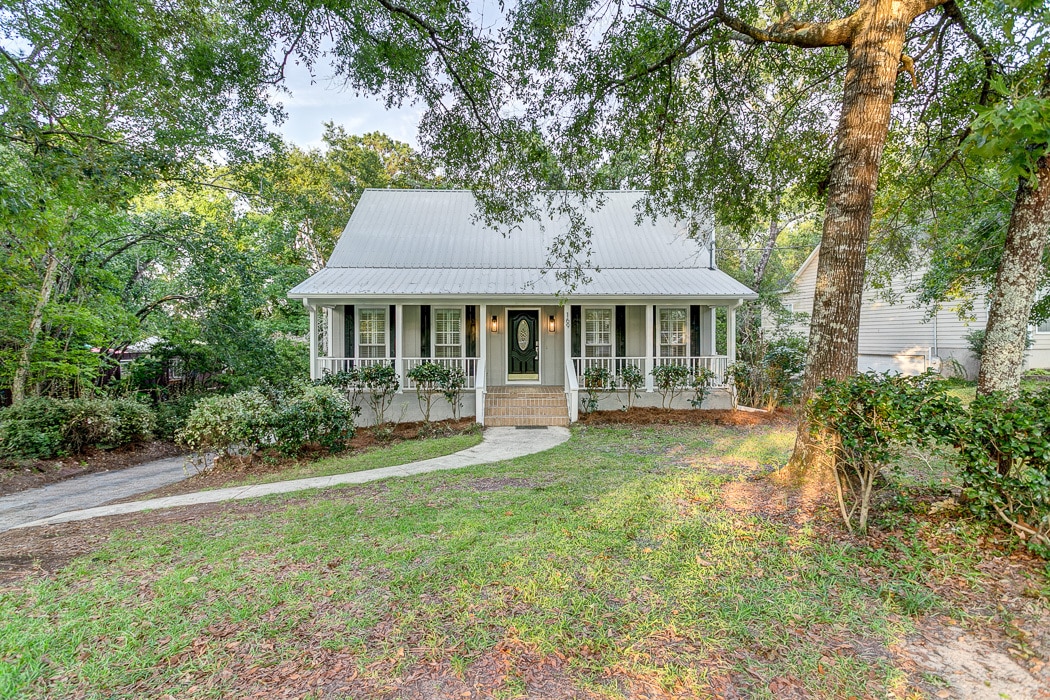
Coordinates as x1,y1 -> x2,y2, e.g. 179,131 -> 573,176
516,319 -> 530,351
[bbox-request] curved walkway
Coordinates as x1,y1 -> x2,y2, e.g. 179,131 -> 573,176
11,426 -> 571,530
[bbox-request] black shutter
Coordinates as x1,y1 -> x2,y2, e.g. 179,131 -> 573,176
465,305 -> 477,357
690,305 -> 701,356
615,305 -> 626,358
571,305 -> 581,357
389,305 -> 397,358
344,306 -> 355,358
420,305 -> 431,358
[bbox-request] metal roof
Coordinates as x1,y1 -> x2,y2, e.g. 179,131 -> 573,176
289,190 -> 757,299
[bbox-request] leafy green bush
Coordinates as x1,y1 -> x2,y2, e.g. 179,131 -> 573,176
271,385 -> 357,455
651,363 -> 691,409
689,367 -> 717,409
359,364 -> 400,425
0,397 -> 156,460
728,334 -> 806,411
441,366 -> 467,420
154,394 -> 205,441
407,362 -> 446,424
946,390 -> 1050,556
616,364 -> 645,409
582,365 -> 613,413
176,390 -> 275,457
809,371 -> 961,535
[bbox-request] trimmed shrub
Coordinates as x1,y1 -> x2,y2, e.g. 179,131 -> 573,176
441,366 -> 467,420
271,385 -> 357,455
0,397 -> 156,460
176,390 -> 275,457
651,363 -> 691,409
359,364 -> 400,425
809,371 -> 961,535
617,364 -> 645,409
947,390 -> 1050,557
407,362 -> 446,424
582,365 -> 613,413
689,367 -> 717,409
154,394 -> 206,441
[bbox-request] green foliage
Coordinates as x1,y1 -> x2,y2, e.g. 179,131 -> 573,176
728,334 -> 806,411
176,390 -> 275,457
441,366 -> 467,420
582,365 -> 613,413
946,390 -> 1050,556
966,328 -> 1033,361
153,394 -> 206,442
407,362 -> 447,424
689,367 -> 717,409
0,397 -> 156,460
616,364 -> 645,410
270,385 -> 358,456
650,364 -> 691,409
809,372 -> 962,534
359,364 -> 400,426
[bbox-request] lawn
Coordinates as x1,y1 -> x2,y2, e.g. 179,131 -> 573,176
1,422 -> 1047,698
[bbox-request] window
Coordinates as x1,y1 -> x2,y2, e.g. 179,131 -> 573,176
358,308 -> 387,358
659,308 -> 688,357
1038,318 -> 1050,334
434,308 -> 462,358
585,308 -> 612,357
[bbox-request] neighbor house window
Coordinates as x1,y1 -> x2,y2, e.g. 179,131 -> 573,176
1038,318 -> 1050,334
434,308 -> 462,358
659,308 -> 688,357
358,308 -> 387,358
585,308 -> 612,357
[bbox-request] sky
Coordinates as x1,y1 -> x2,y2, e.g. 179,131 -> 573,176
274,58 -> 425,150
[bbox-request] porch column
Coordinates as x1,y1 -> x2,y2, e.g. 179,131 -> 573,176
644,304 -> 654,392
330,306 -> 345,358
308,304 -> 319,380
395,302 -> 404,392
479,303 -> 488,385
701,305 -> 716,355
563,305 -> 572,381
727,305 -> 737,364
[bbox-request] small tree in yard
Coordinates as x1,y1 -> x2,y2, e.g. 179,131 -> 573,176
617,364 -> 645,410
407,362 -> 447,424
808,372 -> 960,535
359,364 -> 400,426
582,365 -> 613,413
441,366 -> 467,420
689,367 -> 717,409
651,364 -> 690,409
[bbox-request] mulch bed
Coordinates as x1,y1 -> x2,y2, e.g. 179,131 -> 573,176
579,406 -> 794,427
111,418 -> 480,502
0,441 -> 185,498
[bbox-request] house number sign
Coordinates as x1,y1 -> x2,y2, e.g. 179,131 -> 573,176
516,319 -> 530,351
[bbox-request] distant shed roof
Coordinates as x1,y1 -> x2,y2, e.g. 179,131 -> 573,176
289,190 -> 756,299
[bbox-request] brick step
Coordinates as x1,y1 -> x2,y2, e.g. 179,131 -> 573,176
486,409 -> 568,419
485,398 -> 566,408
485,416 -> 570,427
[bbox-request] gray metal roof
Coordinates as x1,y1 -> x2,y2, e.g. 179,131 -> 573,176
289,190 -> 756,299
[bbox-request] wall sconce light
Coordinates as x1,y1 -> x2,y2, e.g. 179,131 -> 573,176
548,314 -> 556,333
490,315 -> 499,333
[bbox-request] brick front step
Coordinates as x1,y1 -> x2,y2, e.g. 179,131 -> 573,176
484,386 -> 570,427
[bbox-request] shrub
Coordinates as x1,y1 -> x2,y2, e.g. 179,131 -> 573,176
582,365 -> 613,413
441,365 -> 467,420
176,390 -> 275,457
947,390 -> 1050,556
407,362 -> 446,424
729,334 -> 806,411
271,385 -> 357,455
154,393 -> 206,441
808,371 -> 961,535
617,364 -> 645,410
689,366 -> 717,409
651,363 -> 691,409
315,368 -> 364,410
0,397 -> 157,460
359,364 -> 400,425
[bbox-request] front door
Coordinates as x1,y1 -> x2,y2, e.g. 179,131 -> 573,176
507,310 -> 539,380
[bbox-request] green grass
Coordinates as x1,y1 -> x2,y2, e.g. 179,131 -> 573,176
215,431 -> 484,489
0,423 -> 1034,698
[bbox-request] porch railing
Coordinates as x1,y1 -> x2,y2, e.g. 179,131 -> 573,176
315,356 -> 477,390
572,355 -> 730,388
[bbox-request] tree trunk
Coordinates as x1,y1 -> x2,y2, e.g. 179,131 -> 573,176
11,251 -> 59,404
753,195 -> 781,287
788,3 -> 912,476
977,154 -> 1050,397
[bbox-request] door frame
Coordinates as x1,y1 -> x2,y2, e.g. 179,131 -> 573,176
505,307 -> 542,384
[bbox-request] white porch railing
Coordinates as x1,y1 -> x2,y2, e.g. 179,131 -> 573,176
314,356 -> 477,390
572,355 -> 730,388
564,356 -> 579,422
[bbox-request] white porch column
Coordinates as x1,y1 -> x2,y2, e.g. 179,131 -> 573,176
308,304 -> 319,380
395,303 -> 404,392
478,303 -> 488,385
700,305 -> 716,355
330,305 -> 345,359
644,304 -> 654,392
563,305 -> 572,379
727,305 -> 737,364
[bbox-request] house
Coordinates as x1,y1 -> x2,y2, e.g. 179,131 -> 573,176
776,245 -> 1050,377
288,189 -> 758,426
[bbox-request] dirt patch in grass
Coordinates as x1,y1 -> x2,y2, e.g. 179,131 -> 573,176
579,406 -> 793,427
0,441 -> 184,498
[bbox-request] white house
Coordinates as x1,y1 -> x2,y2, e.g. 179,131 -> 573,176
288,189 -> 758,425
776,245 -> 1050,377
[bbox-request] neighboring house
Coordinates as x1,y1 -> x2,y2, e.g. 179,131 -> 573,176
288,189 -> 758,426
775,246 -> 1050,378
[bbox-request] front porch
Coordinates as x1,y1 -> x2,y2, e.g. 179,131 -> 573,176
305,300 -> 740,425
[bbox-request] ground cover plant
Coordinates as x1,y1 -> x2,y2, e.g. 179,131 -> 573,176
2,422 -> 1047,698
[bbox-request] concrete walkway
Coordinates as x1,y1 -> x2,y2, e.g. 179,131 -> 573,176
10,426 -> 571,530
0,454 -> 202,533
